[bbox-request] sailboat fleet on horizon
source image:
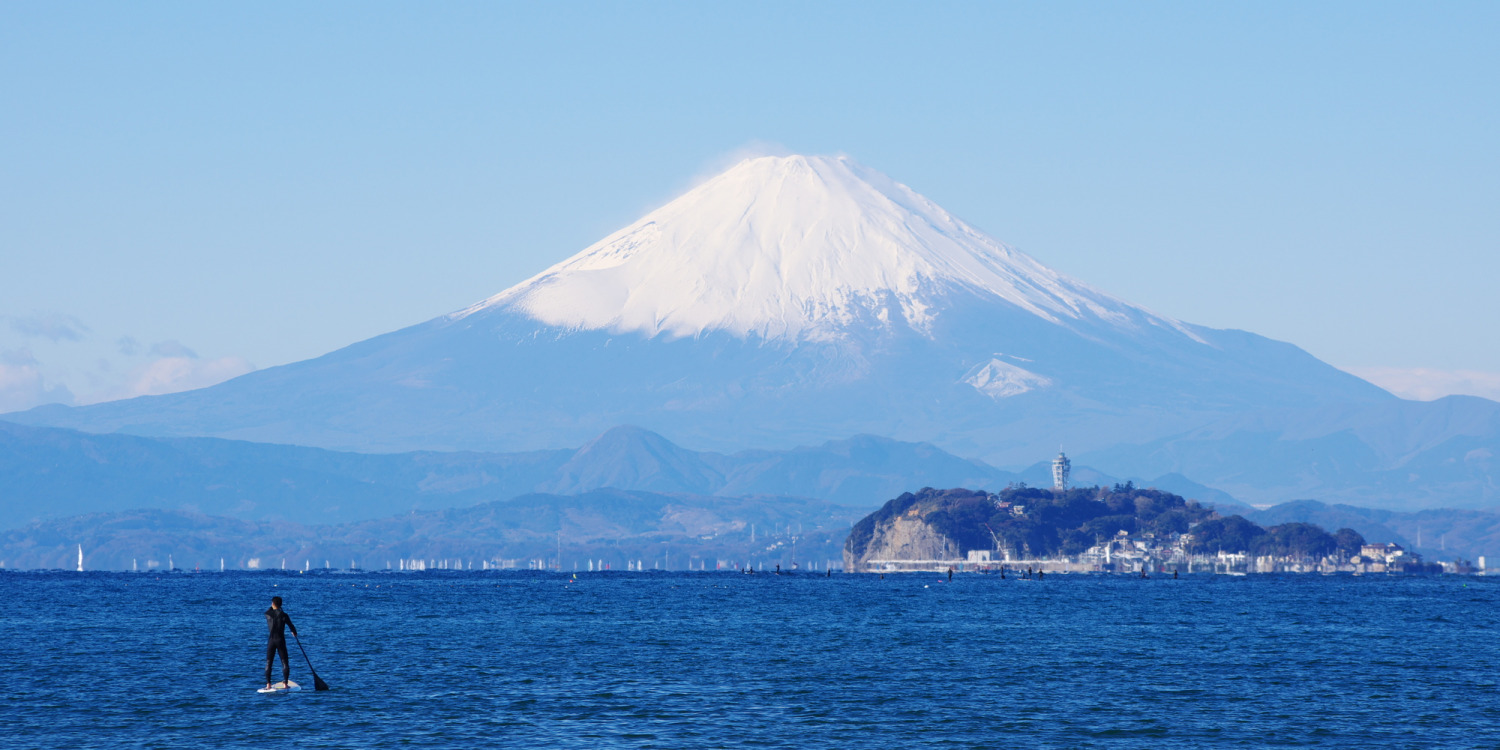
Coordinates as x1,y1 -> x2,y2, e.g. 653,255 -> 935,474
65,545 -> 833,573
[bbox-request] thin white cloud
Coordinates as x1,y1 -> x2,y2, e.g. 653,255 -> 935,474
120,355 -> 255,399
1346,367 -> 1500,402
9,312 -> 89,342
0,335 -> 256,410
0,354 -> 75,412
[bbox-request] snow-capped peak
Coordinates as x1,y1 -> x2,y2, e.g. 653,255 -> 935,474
458,154 -> 1186,342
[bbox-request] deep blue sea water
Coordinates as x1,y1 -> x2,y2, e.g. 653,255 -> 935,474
3,570 -> 1498,748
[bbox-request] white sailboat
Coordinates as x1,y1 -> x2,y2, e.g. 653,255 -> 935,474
76,544 -> 83,572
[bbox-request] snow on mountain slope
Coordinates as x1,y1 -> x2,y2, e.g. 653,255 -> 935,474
962,357 -> 1054,400
459,155 -> 1199,344
2,151 -> 1401,478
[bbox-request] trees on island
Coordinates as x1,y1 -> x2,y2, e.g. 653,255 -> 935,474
846,484 -> 1368,561
1190,518 -> 1366,558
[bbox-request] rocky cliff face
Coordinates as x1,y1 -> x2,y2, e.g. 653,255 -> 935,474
843,515 -> 962,571
843,488 -> 981,571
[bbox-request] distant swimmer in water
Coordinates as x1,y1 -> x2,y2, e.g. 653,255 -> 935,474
1174,569 -> 1179,579
948,566 -> 954,582
1037,570 -> 1043,580
264,596 -> 299,690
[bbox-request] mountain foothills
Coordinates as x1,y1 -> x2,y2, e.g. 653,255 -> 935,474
5,155 -> 1499,509
0,421 -> 1002,528
1,490 -> 859,572
0,419 -> 1282,571
0,419 -> 1232,528
7,418 -> 1500,569
11,480 -> 1500,571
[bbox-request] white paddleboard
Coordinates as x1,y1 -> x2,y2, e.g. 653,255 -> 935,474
258,680 -> 301,693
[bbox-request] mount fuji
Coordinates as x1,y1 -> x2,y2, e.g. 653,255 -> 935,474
9,155 -> 1494,507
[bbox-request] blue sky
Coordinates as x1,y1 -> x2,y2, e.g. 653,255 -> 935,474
2,2 -> 1497,410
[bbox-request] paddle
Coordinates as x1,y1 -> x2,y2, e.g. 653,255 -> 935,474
291,631 -> 331,691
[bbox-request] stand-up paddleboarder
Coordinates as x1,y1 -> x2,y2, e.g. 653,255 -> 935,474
264,596 -> 299,690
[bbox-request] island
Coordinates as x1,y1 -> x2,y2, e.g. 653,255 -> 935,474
843,484 -> 1445,575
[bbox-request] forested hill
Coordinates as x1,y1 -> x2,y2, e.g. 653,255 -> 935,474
845,485 -> 1368,562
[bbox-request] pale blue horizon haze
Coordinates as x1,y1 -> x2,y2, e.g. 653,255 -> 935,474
2,2 -> 1497,413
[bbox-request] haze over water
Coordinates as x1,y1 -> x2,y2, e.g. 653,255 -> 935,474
6,570 -> 1496,748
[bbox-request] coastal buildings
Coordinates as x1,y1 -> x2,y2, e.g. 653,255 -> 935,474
860,529 -> 1447,575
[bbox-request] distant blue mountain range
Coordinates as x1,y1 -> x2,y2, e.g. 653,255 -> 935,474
0,420 -> 1232,530
6,418 -> 1497,570
0,490 -> 864,572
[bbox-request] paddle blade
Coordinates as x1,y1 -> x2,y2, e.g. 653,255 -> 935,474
291,633 -> 330,690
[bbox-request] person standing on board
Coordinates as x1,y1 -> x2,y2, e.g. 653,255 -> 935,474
264,596 -> 299,689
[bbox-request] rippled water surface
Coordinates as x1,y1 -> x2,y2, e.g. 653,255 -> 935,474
4,570 -> 1498,748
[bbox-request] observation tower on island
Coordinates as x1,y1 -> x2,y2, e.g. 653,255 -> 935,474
1052,450 -> 1070,492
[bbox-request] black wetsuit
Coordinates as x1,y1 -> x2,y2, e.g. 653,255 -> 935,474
264,607 -> 298,684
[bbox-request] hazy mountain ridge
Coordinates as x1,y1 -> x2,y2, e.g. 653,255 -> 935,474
14,493 -> 1500,573
0,489 -> 863,572
0,419 -> 570,528
0,420 -> 1256,534
1083,396 -> 1500,508
0,421 -> 1022,529
1244,499 -> 1500,562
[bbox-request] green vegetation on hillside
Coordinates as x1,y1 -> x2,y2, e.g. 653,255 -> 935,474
847,484 -> 1367,560
1187,517 -> 1364,557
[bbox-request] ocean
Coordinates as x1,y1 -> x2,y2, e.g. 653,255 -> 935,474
4,570 -> 1497,748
